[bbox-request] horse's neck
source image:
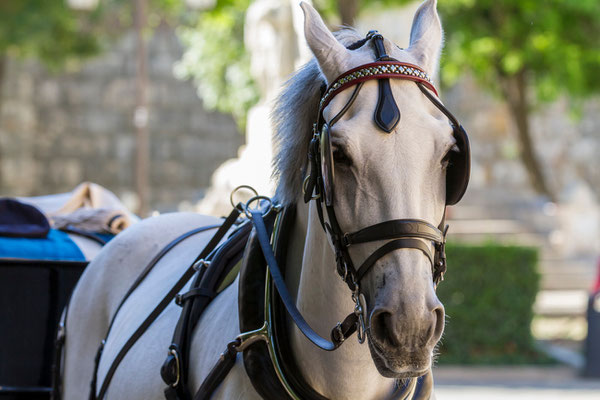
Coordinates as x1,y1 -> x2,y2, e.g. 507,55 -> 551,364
285,201 -> 397,399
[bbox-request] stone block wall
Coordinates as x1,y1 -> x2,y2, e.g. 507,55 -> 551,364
0,26 -> 242,212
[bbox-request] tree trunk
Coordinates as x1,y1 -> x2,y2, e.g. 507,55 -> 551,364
337,0 -> 359,27
499,70 -> 556,202
0,54 -> 6,188
134,0 -> 150,217
0,54 -> 6,113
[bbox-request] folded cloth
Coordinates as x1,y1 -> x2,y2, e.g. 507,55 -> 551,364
19,182 -> 138,235
51,207 -> 133,235
0,198 -> 50,238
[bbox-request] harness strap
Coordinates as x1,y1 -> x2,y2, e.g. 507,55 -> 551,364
356,238 -> 434,282
162,218 -> 252,400
250,210 -> 348,351
330,312 -> 358,344
93,209 -> 241,400
88,224 -> 220,400
329,82 -> 364,126
343,219 -> 443,246
60,226 -> 109,245
176,288 -> 217,306
192,341 -> 239,400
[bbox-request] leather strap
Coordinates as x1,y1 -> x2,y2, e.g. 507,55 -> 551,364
319,61 -> 438,112
356,238 -> 433,282
192,341 -> 239,400
176,288 -> 217,306
89,224 -> 221,400
343,219 -> 443,246
328,82 -> 364,126
370,31 -> 401,133
93,209 -> 241,400
162,219 -> 252,400
60,226 -> 108,245
250,210 -> 344,351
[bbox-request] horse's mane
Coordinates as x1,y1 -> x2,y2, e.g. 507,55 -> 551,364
271,28 -> 364,205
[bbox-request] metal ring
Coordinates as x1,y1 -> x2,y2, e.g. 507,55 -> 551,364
302,175 -> 311,196
302,175 -> 321,200
230,185 -> 259,210
244,195 -> 273,219
356,293 -> 368,344
169,348 -> 180,387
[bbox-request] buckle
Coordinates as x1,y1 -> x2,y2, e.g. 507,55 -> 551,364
175,294 -> 183,306
342,233 -> 350,247
352,289 -> 367,344
160,348 -> 181,388
332,322 -> 345,344
192,259 -> 210,272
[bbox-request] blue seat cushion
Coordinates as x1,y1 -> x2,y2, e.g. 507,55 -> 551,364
0,229 -> 85,261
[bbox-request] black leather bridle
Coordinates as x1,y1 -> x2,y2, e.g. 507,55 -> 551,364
301,31 -> 471,343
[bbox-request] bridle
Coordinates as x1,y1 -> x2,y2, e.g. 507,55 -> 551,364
301,31 -> 471,345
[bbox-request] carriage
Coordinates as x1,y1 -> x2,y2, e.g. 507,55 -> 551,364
0,184 -> 134,399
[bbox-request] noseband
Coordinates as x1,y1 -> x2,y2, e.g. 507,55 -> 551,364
302,32 -> 471,336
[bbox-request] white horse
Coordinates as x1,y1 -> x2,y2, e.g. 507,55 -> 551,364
61,1 -> 460,398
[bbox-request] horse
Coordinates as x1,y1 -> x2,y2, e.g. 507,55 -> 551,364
60,1 -> 469,399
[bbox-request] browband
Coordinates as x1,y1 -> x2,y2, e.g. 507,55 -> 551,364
319,61 -> 438,113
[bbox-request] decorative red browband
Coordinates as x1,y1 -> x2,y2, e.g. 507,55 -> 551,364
319,61 -> 438,111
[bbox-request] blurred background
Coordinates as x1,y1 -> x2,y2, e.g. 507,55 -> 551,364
1,0 -> 600,398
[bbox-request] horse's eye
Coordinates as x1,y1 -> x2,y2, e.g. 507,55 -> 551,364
333,147 -> 352,166
441,151 -> 451,168
442,145 -> 459,168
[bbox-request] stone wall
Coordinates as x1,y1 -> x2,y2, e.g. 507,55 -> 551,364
0,25 -> 242,212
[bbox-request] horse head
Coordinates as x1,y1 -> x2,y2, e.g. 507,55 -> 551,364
298,0 -> 461,379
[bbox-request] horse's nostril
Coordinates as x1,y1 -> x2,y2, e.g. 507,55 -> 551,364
430,305 -> 445,344
370,309 -> 400,347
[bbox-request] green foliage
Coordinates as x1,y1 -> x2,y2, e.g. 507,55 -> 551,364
437,0 -> 600,104
437,242 -> 549,364
0,0 -> 103,69
0,0 -> 186,70
174,0 -> 258,129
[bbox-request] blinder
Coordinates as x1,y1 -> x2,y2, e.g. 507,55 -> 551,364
320,123 -> 334,207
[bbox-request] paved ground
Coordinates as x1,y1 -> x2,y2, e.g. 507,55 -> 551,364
432,366 -> 600,399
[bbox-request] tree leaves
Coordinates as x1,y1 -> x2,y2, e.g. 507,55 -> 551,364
0,0 -> 102,69
174,0 -> 258,130
438,0 -> 600,105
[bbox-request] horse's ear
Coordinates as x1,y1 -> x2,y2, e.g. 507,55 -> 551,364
408,0 -> 443,76
300,1 -> 349,82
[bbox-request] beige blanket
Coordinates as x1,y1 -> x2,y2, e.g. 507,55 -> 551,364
19,182 -> 138,234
